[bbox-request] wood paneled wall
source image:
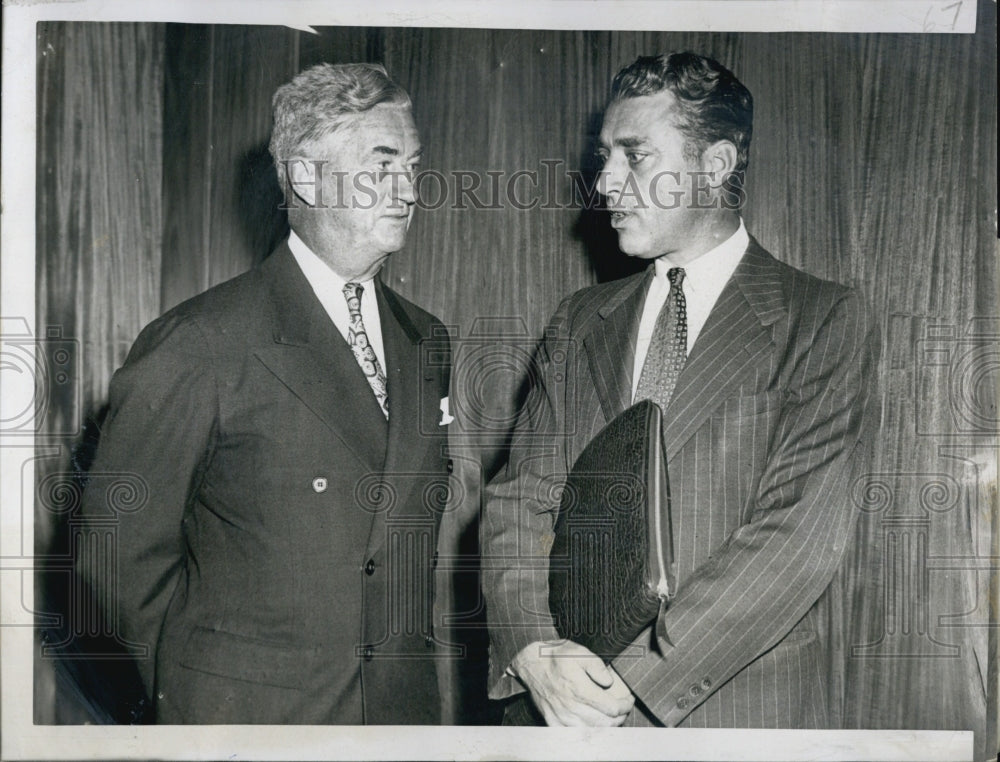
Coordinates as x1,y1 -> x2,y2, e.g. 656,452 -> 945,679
35,20 -> 166,723
36,21 -> 165,461
34,9 -> 996,756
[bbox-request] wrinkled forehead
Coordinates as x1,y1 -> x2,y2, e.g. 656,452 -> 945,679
312,103 -> 421,159
343,104 -> 420,147
347,103 -> 418,134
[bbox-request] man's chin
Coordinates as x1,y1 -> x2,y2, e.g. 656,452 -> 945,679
376,233 -> 408,255
615,234 -> 657,260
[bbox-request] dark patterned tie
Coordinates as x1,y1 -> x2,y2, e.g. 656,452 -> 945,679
635,267 -> 688,412
343,282 -> 389,419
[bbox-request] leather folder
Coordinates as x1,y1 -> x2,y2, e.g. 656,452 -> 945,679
548,399 -> 674,661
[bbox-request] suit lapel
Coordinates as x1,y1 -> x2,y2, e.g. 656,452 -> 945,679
378,280 -> 439,480
252,244 -> 388,472
583,270 -> 651,422
365,280 -> 444,557
661,240 -> 787,460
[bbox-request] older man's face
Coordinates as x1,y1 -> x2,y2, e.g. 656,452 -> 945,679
598,91 -> 711,262
312,104 -> 422,278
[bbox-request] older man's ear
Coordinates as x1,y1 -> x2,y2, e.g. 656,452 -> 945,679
286,157 -> 319,208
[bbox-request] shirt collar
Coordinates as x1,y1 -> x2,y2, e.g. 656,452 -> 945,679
287,229 -> 375,292
653,218 -> 749,293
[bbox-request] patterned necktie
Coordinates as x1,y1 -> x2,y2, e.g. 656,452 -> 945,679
342,282 -> 389,419
635,267 -> 688,412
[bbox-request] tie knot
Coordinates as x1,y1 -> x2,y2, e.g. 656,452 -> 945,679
667,267 -> 685,289
343,282 -> 363,302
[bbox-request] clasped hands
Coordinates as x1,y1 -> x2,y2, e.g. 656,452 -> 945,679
510,639 -> 635,726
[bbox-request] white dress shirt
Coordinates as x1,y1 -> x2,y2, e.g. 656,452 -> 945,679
631,220 -> 749,402
287,230 -> 387,373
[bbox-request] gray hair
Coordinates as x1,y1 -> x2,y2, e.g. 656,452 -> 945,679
268,62 -> 411,164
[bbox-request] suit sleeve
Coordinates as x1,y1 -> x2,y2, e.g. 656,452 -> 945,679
77,313 -> 218,698
480,298 -> 573,699
613,289 -> 881,725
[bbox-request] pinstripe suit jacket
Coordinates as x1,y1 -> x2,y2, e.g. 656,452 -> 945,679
481,239 -> 880,728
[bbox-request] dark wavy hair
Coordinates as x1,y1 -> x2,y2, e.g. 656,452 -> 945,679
611,52 -> 753,183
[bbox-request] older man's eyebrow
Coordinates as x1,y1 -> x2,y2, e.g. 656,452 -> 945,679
614,136 -> 648,149
371,146 -> 424,160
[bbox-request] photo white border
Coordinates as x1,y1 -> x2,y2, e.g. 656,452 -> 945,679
0,1 -> 983,760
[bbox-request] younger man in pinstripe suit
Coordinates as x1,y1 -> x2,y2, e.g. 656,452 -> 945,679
481,52 -> 880,727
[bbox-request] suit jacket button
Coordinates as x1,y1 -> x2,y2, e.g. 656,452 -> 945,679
701,678 -> 712,690
677,697 -> 689,710
431,551 -> 439,569
689,684 -> 702,697
425,636 -> 434,648
365,559 -> 376,575
446,459 -> 454,473
363,646 -> 374,661
312,477 -> 328,493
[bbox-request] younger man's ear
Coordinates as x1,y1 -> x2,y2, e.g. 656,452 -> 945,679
700,140 -> 739,187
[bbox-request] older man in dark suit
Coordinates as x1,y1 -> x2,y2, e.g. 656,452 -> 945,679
482,52 -> 880,727
78,63 -> 450,724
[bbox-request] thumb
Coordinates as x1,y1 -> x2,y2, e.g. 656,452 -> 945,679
583,657 -> 614,688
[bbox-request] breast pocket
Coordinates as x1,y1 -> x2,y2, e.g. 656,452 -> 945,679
711,389 -> 784,421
